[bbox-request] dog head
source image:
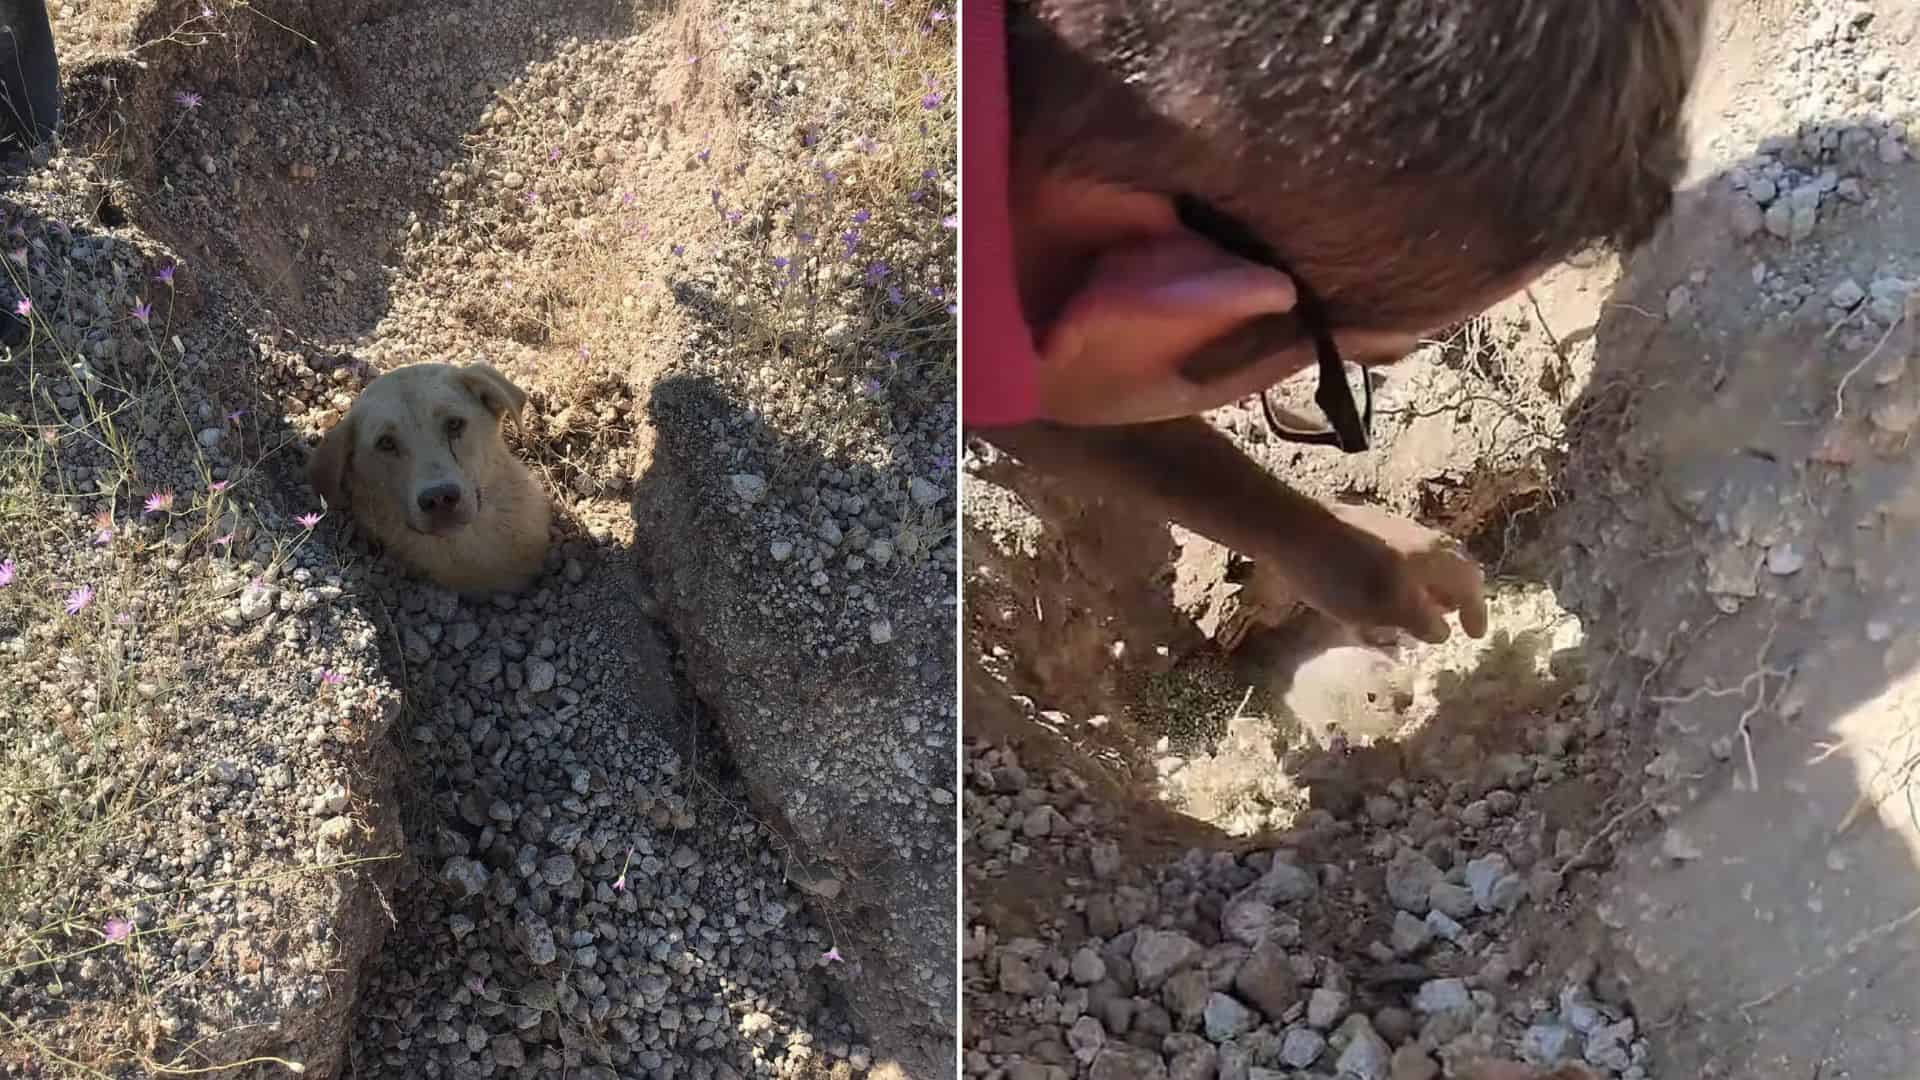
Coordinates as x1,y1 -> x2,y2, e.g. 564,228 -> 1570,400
309,362 -> 529,538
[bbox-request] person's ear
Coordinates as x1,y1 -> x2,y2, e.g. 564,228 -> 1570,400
1034,229 -> 1307,425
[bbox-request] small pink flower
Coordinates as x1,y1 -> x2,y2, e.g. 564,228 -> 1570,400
132,301 -> 152,324
65,585 -> 93,615
93,510 -> 115,545
113,611 -> 133,626
319,669 -> 345,686
548,146 -> 561,162
208,480 -> 229,494
103,918 -> 131,943
38,426 -> 57,445
0,558 -> 14,587
175,90 -> 202,110
296,511 -> 323,530
467,973 -> 486,995
612,875 -> 626,891
822,947 -> 843,964
212,532 -> 235,548
14,297 -> 29,317
144,490 -> 175,514
942,214 -> 957,230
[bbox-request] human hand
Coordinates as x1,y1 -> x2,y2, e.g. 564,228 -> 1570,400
1301,503 -> 1489,644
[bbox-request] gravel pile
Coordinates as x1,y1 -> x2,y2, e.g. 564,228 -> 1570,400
0,153 -> 405,1075
963,704 -> 1654,1080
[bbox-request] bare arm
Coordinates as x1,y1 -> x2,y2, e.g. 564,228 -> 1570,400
978,418 -> 1484,642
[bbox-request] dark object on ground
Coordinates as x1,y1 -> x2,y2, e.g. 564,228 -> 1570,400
0,0 -> 57,151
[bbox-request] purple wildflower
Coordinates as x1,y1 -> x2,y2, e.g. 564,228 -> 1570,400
319,669 -> 345,687
887,285 -> 904,306
866,262 -> 890,284
175,90 -> 202,110
549,146 -> 561,162
155,263 -> 176,286
840,228 -> 861,258
297,511 -> 323,530
772,256 -> 789,271
93,510 -> 114,545
922,90 -> 943,111
104,918 -> 131,943
852,209 -> 871,225
823,947 -> 844,964
209,480 -> 229,494
0,558 -> 14,587
697,147 -> 711,164
725,209 -> 742,224
672,243 -> 686,257
132,301 -> 152,324
113,611 -> 133,626
942,214 -> 958,230
14,297 -> 29,317
144,490 -> 175,515
65,585 -> 93,615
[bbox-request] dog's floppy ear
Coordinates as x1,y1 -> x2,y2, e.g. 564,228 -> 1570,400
308,412 -> 356,511
457,363 -> 529,426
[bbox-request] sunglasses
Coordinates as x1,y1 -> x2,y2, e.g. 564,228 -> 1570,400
1172,193 -> 1374,454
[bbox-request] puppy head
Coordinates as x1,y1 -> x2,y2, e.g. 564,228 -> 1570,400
309,362 -> 529,537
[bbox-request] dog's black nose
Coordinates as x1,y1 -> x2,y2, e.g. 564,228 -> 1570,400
417,483 -> 463,514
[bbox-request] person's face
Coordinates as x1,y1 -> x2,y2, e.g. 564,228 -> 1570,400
1010,175 -> 1542,429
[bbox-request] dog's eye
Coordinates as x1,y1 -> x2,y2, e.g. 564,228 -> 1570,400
376,434 -> 398,453
445,417 -> 465,438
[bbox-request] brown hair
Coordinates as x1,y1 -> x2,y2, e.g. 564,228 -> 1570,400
1007,0 -> 1707,330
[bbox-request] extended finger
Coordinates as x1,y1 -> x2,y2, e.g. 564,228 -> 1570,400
1419,549 -> 1489,639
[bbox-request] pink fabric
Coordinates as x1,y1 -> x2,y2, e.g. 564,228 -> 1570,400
960,0 -> 1042,427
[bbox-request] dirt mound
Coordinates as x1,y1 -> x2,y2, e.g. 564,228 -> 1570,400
2,0 -> 953,1075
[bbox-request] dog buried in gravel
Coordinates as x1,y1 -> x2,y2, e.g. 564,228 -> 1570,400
308,362 -> 551,594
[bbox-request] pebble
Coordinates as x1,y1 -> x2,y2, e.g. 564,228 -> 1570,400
1390,910 -> 1431,954
1202,993 -> 1258,1041
1070,946 -> 1107,985
1524,1022 -> 1575,1064
524,657 -> 557,693
908,476 -> 942,506
1068,1016 -> 1106,1063
1389,1046 -> 1440,1080
1333,1015 -> 1391,1080
1131,930 -> 1201,988
1386,850 -> 1443,914
729,472 -> 768,503
1831,278 -> 1866,309
1278,1028 -> 1325,1068
1412,977 -> 1474,1017
1428,881 -> 1476,920
1306,986 -> 1348,1029
770,539 -> 794,561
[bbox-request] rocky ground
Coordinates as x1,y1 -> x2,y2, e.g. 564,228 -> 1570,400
963,1 -> 1920,1078
0,0 -> 954,1076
